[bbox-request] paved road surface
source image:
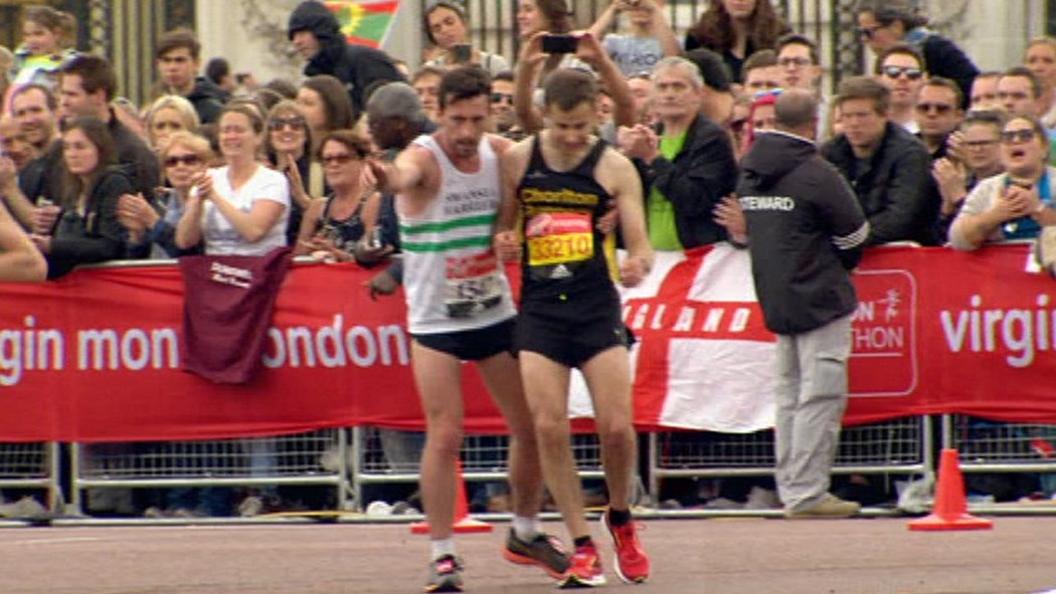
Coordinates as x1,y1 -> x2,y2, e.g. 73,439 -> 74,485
0,517 -> 1052,593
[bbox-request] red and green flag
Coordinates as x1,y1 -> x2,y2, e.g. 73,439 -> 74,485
325,1 -> 400,48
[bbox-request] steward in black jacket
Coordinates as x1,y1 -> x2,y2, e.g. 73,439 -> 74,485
821,121 -> 939,246
737,131 -> 869,335
631,113 -> 738,248
287,1 -> 405,121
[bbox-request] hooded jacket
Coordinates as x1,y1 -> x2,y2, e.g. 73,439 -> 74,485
737,131 -> 869,335
287,1 -> 405,120
821,121 -> 939,246
186,76 -> 226,124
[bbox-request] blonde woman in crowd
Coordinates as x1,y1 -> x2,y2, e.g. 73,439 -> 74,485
118,131 -> 212,258
144,94 -> 200,150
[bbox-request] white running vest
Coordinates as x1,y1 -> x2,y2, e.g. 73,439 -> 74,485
399,134 -> 515,335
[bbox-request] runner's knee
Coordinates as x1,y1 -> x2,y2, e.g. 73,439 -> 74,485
426,424 -> 463,457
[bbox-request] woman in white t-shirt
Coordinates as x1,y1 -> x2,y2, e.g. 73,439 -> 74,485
175,104 -> 290,255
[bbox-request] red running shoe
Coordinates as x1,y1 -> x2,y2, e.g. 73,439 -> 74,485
601,510 -> 650,583
559,543 -> 606,588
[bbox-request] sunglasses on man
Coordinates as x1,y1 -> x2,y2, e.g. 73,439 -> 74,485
881,65 -> 924,81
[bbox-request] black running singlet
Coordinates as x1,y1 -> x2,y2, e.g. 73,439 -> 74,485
516,135 -> 614,303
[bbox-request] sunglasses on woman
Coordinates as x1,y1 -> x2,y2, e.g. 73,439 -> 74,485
320,153 -> 359,166
269,116 -> 307,131
1000,129 -> 1037,144
164,154 -> 202,167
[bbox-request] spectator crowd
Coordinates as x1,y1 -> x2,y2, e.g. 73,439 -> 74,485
1,0 -> 1053,517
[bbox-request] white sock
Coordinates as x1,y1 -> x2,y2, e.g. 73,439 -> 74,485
512,515 -> 541,541
430,538 -> 456,560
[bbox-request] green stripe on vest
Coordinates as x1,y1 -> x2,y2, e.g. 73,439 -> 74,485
400,214 -> 496,235
401,235 -> 494,252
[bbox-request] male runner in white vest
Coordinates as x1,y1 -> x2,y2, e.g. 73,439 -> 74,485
370,65 -> 568,593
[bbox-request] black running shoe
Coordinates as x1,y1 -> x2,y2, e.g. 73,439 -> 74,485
424,555 -> 463,593
502,528 -> 571,579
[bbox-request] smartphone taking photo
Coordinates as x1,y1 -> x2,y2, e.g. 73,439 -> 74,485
452,44 -> 472,63
541,34 -> 578,54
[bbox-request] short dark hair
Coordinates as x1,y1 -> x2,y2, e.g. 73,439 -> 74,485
205,57 -> 230,85
855,0 -> 928,29
264,78 -> 299,99
543,68 -> 597,111
682,48 -> 732,92
960,108 -> 1007,132
921,76 -> 964,108
836,75 -> 890,114
776,33 -> 818,65
8,83 -> 57,113
316,129 -> 373,161
437,65 -> 491,109
874,43 -> 925,74
156,28 -> 202,61
742,49 -> 777,75
61,54 -> 117,101
775,89 -> 819,130
1002,66 -> 1044,99
412,65 -> 446,85
493,70 -> 514,84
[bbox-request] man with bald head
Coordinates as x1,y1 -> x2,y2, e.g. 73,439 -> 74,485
717,88 -> 869,519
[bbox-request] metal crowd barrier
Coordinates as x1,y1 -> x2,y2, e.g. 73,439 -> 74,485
0,442 -> 61,512
647,416 -> 934,502
18,415 -> 1056,518
944,415 -> 1056,475
351,427 -> 606,510
69,429 -> 351,515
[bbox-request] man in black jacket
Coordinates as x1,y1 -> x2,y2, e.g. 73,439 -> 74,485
619,56 -> 737,250
55,55 -> 159,201
821,76 -> 939,245
154,29 -> 226,124
287,0 -> 405,122
718,89 -> 869,518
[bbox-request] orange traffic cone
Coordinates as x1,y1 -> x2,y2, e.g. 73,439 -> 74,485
908,448 -> 993,531
411,460 -> 493,534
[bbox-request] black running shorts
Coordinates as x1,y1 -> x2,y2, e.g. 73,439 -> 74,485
515,295 -> 629,369
412,318 -> 516,362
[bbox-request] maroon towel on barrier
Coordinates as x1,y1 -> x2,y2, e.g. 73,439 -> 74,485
179,247 -> 294,383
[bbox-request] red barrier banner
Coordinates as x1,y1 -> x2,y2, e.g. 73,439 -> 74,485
1,244 -> 1054,443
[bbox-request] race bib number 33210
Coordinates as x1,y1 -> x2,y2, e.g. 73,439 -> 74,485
526,212 -> 594,267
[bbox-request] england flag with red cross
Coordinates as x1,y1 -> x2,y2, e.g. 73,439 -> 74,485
568,244 -> 778,433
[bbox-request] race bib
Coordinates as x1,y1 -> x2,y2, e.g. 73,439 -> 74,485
444,252 -> 503,318
525,213 -> 594,267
